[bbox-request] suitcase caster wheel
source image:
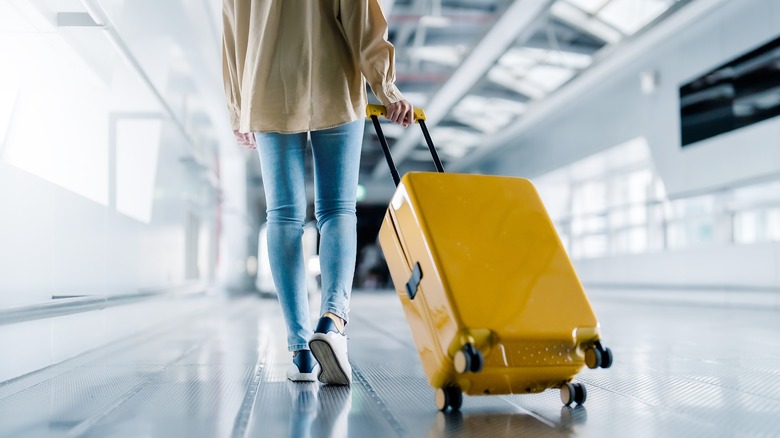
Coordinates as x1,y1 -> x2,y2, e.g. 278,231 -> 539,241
560,383 -> 587,406
436,386 -> 463,412
601,348 -> 613,369
454,343 -> 483,374
585,347 -> 602,369
586,342 -> 614,369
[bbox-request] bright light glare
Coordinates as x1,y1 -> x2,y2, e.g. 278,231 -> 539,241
307,256 -> 321,276
246,256 -> 258,276
356,184 -> 366,202
0,33 -> 109,206
116,119 -> 162,223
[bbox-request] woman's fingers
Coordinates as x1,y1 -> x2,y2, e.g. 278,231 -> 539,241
403,104 -> 414,127
385,99 -> 414,126
233,130 -> 257,150
387,106 -> 399,124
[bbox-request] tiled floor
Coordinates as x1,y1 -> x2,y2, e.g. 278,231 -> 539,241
1,290 -> 779,437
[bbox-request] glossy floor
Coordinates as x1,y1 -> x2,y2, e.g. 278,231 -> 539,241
1,290 -> 779,437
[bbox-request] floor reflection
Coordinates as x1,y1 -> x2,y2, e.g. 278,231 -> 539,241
429,405 -> 587,438
559,405 -> 588,427
286,383 -> 351,438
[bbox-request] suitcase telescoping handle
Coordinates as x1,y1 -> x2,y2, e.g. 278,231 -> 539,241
366,104 -> 445,187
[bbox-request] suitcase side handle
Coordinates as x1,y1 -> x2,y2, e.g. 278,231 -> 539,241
405,262 -> 423,300
366,104 -> 445,187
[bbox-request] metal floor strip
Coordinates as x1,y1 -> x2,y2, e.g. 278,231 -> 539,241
230,364 -> 264,438
351,364 -> 407,437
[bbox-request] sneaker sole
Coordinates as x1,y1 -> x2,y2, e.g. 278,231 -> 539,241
287,372 -> 318,383
287,363 -> 319,382
309,339 -> 350,386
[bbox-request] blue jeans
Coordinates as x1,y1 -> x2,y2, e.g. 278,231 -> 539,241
254,120 -> 364,352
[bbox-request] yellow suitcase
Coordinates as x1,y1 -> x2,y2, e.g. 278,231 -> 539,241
367,105 -> 613,411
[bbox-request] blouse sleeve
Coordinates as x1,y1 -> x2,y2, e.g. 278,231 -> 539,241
338,0 -> 404,106
222,0 -> 243,131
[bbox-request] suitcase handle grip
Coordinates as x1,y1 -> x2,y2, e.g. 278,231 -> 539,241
366,104 -> 427,123
365,104 -> 445,187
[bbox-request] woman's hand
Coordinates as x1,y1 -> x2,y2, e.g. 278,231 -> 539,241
385,99 -> 415,128
233,130 -> 256,150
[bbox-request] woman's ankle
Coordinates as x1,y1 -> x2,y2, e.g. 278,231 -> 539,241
323,312 -> 346,333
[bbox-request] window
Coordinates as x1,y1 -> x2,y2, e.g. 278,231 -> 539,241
535,137 -> 780,259
535,137 -> 660,259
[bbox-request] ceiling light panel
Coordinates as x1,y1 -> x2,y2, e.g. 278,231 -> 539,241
551,1 -> 623,44
452,95 -> 526,133
487,67 -> 546,99
425,127 -> 481,158
565,0 -> 611,14
497,49 -> 537,68
408,45 -> 465,67
524,65 -> 576,91
516,47 -> 593,69
597,0 -> 673,35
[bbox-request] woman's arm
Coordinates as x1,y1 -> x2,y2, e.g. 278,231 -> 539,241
339,0 -> 414,125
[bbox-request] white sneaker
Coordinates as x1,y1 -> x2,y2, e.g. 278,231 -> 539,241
287,349 -> 319,382
309,316 -> 352,385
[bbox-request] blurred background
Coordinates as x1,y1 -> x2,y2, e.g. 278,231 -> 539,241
1,0 -> 779,382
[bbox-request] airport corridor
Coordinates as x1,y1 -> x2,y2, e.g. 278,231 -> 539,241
1,290 -> 778,438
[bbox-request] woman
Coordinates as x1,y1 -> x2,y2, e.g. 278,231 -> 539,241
222,0 -> 413,385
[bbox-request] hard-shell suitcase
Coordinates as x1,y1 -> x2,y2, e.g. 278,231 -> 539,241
366,104 -> 613,411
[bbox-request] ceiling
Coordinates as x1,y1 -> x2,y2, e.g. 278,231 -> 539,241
361,0 -> 687,185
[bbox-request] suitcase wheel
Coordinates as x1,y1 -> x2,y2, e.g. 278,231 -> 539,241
601,347 -> 614,368
584,348 -> 602,369
560,382 -> 587,406
585,342 -> 614,369
453,343 -> 484,374
435,386 -> 463,412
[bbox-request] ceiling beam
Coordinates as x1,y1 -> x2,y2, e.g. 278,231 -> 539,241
371,0 -> 555,180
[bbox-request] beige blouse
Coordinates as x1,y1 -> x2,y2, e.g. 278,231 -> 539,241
222,0 -> 404,134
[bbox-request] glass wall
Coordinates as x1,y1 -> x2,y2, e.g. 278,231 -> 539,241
0,0 -> 223,308
534,137 -> 780,259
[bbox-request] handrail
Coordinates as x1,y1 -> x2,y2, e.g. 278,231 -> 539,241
554,198 -> 780,226
0,282 -> 207,326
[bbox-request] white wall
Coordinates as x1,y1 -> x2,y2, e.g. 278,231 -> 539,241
575,242 -> 780,289
0,0 -> 249,381
0,0 -> 231,307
